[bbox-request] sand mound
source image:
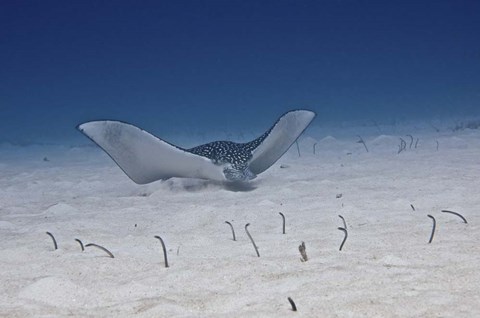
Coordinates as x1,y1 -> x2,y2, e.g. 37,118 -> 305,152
19,276 -> 92,308
43,203 -> 78,217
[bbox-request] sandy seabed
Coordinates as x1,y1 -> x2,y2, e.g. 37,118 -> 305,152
1,122 -> 479,317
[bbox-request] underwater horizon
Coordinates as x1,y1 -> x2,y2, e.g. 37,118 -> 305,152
1,1 -> 479,145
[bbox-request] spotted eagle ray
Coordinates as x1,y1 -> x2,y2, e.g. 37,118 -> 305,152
77,109 -> 315,184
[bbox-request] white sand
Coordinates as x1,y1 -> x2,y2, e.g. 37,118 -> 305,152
1,122 -> 479,317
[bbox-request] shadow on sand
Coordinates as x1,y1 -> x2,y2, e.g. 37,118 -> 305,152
153,178 -> 259,193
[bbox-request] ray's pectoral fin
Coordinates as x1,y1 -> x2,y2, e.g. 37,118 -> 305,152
247,110 -> 316,174
77,121 -> 226,184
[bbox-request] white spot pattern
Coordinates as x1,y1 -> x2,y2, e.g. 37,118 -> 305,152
186,126 -> 273,181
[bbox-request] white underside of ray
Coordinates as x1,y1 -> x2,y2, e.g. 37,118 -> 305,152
78,121 -> 226,184
248,110 -> 316,174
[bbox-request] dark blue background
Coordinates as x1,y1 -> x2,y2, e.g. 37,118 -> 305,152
1,0 -> 479,144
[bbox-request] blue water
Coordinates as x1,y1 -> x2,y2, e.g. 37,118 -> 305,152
1,1 -> 479,145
